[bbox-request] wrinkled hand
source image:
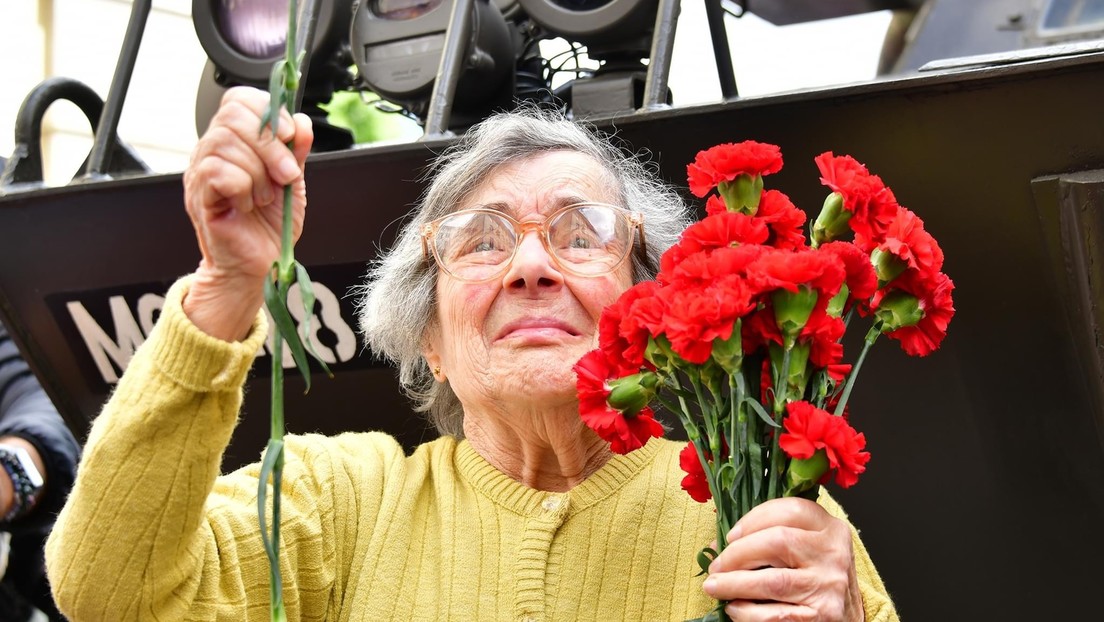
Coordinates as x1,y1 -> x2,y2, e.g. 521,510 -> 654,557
703,497 -> 863,622
182,86 -> 314,340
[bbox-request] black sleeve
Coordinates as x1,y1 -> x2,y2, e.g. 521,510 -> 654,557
0,321 -> 81,536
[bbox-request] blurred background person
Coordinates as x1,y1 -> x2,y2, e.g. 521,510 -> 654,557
0,321 -> 80,622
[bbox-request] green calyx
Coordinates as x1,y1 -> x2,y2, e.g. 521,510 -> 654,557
826,283 -> 850,318
607,371 -> 659,416
718,174 -> 764,215
771,285 -> 818,348
711,322 -> 743,374
874,290 -> 924,332
783,448 -> 829,498
810,192 -> 851,247
871,248 -> 908,286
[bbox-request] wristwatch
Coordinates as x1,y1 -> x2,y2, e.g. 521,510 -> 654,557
0,443 -> 44,523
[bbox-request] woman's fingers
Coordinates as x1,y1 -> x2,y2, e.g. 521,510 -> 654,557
702,497 -> 859,620
724,598 -> 822,622
728,497 -> 832,543
711,525 -> 807,572
705,566 -> 818,601
190,92 -> 301,215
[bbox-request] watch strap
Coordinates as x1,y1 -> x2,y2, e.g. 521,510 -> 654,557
0,444 -> 44,522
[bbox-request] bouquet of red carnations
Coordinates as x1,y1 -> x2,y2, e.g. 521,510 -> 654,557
574,141 -> 954,621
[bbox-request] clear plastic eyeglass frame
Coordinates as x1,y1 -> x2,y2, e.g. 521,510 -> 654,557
421,202 -> 647,282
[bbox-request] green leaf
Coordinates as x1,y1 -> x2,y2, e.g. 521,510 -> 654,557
749,436 -> 764,502
257,438 -> 285,571
745,397 -> 779,428
264,276 -> 313,392
716,461 -> 740,492
669,385 -> 699,404
695,546 -> 718,576
293,261 -> 333,378
263,60 -> 288,137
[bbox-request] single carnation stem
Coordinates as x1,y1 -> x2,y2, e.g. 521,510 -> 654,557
833,323 -> 881,417
766,346 -> 792,500
731,372 -> 751,515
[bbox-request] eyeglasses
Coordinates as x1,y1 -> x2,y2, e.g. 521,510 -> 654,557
421,202 -> 646,282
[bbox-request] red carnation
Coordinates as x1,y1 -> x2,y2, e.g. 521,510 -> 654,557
574,350 -> 664,454
659,212 -> 769,278
755,189 -> 807,250
661,277 -> 755,364
875,207 -> 944,283
746,248 -> 847,300
800,309 -> 846,369
742,304 -> 784,354
687,141 -> 783,198
666,244 -> 766,286
876,271 -> 956,357
704,195 -> 728,216
679,442 -> 714,503
779,401 -> 870,488
814,152 -> 898,246
599,281 -> 661,369
819,241 -> 878,312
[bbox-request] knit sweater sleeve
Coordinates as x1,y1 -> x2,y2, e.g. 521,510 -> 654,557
44,276 -> 391,621
817,489 -> 900,622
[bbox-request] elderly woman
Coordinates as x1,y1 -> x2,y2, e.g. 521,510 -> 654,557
45,88 -> 898,621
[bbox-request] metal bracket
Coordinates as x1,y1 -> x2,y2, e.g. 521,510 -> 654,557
1032,170 -> 1104,451
0,77 -> 149,195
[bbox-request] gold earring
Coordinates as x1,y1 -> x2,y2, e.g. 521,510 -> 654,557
433,365 -> 441,378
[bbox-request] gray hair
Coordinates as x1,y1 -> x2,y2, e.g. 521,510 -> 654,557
354,107 -> 691,437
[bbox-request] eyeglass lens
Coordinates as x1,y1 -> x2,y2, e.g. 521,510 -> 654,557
433,205 -> 632,280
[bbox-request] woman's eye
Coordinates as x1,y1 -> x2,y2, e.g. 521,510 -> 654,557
472,239 -> 499,253
569,236 -> 593,249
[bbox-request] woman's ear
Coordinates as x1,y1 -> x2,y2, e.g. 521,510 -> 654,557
422,326 -> 445,382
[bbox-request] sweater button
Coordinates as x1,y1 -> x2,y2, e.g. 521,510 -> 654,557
541,495 -> 564,512
521,617 -> 539,622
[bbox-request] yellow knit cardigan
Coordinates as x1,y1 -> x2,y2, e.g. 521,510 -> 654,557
46,278 -> 899,621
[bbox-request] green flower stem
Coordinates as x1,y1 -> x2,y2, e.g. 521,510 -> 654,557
689,373 -> 732,538
258,3 -> 307,622
833,323 -> 881,417
766,346 -> 792,500
731,372 -> 751,516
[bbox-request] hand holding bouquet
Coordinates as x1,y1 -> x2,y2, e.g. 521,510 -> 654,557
575,141 -> 954,620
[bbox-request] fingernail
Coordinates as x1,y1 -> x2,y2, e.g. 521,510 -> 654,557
702,577 -> 717,595
727,524 -> 742,542
277,158 -> 300,182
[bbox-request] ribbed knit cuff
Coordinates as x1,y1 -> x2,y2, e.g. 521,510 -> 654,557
148,275 -> 269,393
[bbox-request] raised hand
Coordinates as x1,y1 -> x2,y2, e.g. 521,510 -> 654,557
181,86 -> 314,341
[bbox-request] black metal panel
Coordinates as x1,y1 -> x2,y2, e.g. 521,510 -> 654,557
3,52 -> 1104,620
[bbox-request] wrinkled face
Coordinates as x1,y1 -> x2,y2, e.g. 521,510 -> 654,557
423,150 -> 634,415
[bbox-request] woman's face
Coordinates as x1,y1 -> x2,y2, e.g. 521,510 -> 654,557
423,150 -> 633,415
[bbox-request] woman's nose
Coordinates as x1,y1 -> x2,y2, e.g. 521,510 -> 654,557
502,231 -> 564,293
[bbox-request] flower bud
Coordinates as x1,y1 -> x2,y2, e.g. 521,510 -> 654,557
771,285 -> 818,348
871,248 -> 907,286
783,448 -> 829,498
718,173 -> 764,215
607,371 -> 659,416
874,290 -> 924,332
811,192 -> 851,247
